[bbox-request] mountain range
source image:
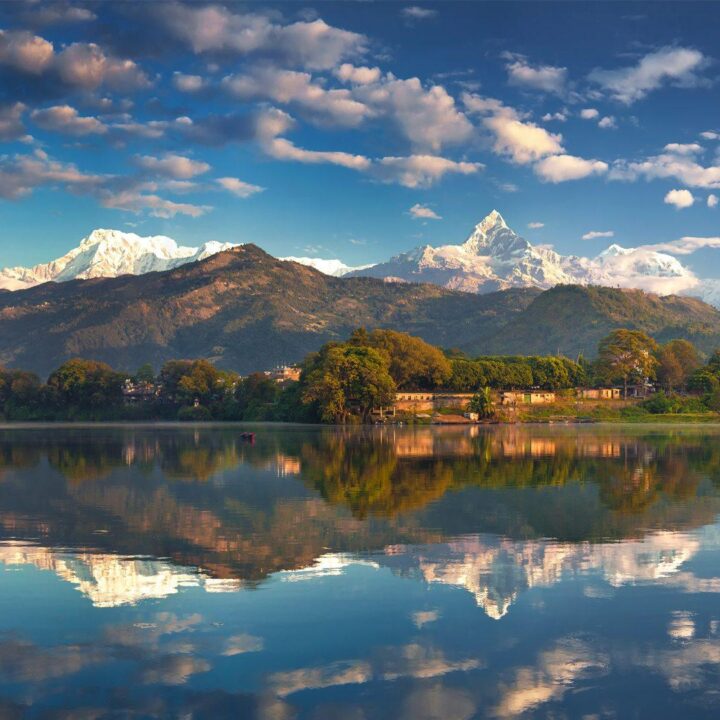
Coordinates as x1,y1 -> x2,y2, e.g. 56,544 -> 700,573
2,241 -> 720,375
0,211 -> 707,303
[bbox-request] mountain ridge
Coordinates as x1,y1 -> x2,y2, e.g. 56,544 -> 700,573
0,245 -> 719,376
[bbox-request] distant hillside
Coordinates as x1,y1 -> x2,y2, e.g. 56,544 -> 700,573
483,285 -> 720,357
1,252 -> 719,376
0,245 -> 536,376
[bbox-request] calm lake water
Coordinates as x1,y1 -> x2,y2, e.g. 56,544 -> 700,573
2,424 -> 720,718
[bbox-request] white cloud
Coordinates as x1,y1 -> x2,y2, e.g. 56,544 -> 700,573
664,142 -> 702,155
709,194 -> 718,208
0,29 -> 54,73
645,235 -> 720,255
99,189 -> 209,218
334,63 -> 382,85
374,154 -> 481,188
264,137 -> 371,170
216,176 -> 264,198
172,72 -> 204,92
222,67 -> 371,127
580,108 -> 599,120
463,93 -> 563,164
0,102 -> 28,141
701,131 -> 719,141
505,54 -> 567,94
582,230 -> 614,240
355,76 -> 473,152
0,148 -> 101,199
541,112 -> 566,122
135,153 -> 210,179
402,6 -> 438,20
528,221 -> 544,229
588,46 -> 707,104
55,42 -> 150,91
664,188 -> 695,209
159,6 -> 367,70
598,115 -> 616,129
609,151 -> 720,189
31,105 -> 107,136
409,203 -> 441,220
534,154 -> 608,182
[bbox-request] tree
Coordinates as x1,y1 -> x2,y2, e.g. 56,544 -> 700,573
135,363 -> 155,384
302,343 -> 396,423
656,339 -> 700,391
468,387 -> 494,418
46,358 -> 125,415
596,330 -> 659,398
351,328 -> 452,390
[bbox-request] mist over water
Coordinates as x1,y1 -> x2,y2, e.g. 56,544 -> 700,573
1,424 -> 720,718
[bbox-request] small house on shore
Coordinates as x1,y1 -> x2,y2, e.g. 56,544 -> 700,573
499,391 -> 556,406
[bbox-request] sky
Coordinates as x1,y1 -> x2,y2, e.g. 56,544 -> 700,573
0,1 -> 719,275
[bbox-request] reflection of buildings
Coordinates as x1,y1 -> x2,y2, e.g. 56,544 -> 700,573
382,531 -> 700,620
0,542 -> 242,607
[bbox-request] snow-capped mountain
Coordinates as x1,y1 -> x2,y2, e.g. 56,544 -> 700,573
348,210 -> 698,297
0,228 -> 238,291
279,256 -> 372,277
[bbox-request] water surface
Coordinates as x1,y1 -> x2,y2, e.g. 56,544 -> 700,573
1,424 -> 720,718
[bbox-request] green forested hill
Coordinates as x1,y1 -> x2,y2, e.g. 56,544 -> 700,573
481,285 -> 720,358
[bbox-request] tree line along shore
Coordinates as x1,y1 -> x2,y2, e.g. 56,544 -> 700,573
1,327 -> 719,424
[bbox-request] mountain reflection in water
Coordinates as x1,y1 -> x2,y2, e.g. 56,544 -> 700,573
1,424 -> 720,718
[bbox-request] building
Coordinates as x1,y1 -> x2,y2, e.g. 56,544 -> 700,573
578,388 -> 622,400
499,391 -> 556,405
393,392 -> 475,413
266,365 -> 301,384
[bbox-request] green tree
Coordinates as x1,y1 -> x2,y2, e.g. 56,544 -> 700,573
352,328 -> 452,390
596,330 -> 659,398
47,358 -> 126,416
135,363 -> 155,384
302,343 -> 396,423
468,387 -> 494,418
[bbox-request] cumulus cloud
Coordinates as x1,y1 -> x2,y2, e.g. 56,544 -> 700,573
409,203 -> 441,220
0,148 -> 101,199
334,63 -> 382,85
355,75 -> 473,152
0,29 -> 150,97
135,153 -> 210,179
664,188 -> 695,209
504,53 -> 567,94
527,221 -> 544,229
172,72 -> 204,92
31,104 -> 107,135
598,115 -> 616,129
374,154 -> 482,188
644,235 -> 720,255
155,4 -> 367,70
582,230 -> 614,240
463,93 -> 563,164
580,108 -> 599,119
216,177 -> 264,198
0,29 -> 54,73
588,46 -> 708,104
701,131 -> 719,141
176,108 -> 293,147
99,188 -> 210,218
664,142 -> 703,155
222,66 -> 371,127
709,194 -> 718,208
609,150 -> 720,189
402,6 -> 438,20
534,154 -> 608,182
541,112 -> 566,122
0,102 -> 27,140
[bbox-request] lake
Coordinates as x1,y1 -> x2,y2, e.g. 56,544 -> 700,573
1,424 -> 720,718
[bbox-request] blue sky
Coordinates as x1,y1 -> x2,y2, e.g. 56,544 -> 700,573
0,1 -> 719,274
